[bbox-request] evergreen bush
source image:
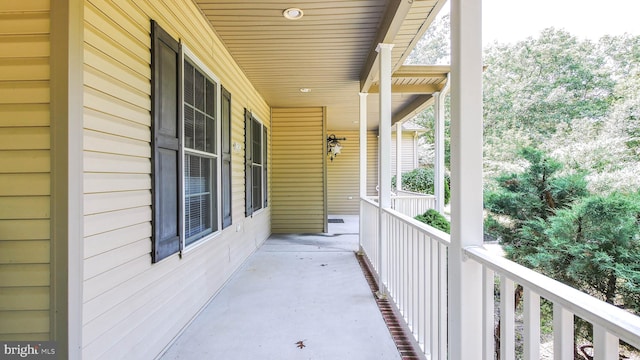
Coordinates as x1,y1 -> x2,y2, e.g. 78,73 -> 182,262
415,209 -> 450,234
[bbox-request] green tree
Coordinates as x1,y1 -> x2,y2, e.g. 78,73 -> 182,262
484,147 -> 588,261
526,193 -> 640,313
405,14 -> 450,64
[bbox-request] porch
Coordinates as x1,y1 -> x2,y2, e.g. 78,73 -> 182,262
159,215 -> 405,359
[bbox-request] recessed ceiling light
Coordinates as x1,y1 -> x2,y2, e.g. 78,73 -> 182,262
283,8 -> 304,20
299,88 -> 311,93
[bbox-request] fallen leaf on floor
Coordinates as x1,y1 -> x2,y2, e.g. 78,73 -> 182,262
296,340 -> 306,349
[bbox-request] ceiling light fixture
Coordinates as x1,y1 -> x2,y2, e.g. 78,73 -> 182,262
283,8 -> 304,20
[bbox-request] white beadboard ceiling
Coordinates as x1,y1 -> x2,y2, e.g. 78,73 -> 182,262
193,0 -> 448,130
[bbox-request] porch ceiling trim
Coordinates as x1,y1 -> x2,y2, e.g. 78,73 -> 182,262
359,0 -> 413,93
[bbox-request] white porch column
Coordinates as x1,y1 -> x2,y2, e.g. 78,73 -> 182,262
377,43 -> 393,297
449,0 -> 483,359
395,122 -> 403,192
434,91 -> 444,213
359,93 -> 368,199
359,92 -> 368,252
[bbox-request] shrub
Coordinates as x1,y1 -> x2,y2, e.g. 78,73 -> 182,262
392,167 -> 450,204
415,209 -> 450,233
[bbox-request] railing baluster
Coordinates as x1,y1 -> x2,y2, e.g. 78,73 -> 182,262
483,267 -> 495,360
500,276 -> 515,360
425,232 -> 433,355
523,288 -> 540,360
438,242 -> 447,359
553,305 -> 574,360
431,239 -> 439,360
593,324 -> 618,360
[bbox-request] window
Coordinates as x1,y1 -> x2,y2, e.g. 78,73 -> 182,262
183,59 -> 218,245
244,110 -> 268,217
151,21 -> 231,262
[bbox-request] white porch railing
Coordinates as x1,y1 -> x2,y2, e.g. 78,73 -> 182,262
369,192 -> 437,218
361,197 -> 449,358
360,197 -> 640,360
391,192 -> 436,218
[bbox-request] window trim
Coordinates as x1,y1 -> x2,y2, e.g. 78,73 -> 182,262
180,45 -> 223,252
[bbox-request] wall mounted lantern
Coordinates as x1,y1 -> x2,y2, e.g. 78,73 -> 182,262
327,134 -> 346,162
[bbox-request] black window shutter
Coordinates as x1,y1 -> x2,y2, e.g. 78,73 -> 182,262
221,87 -> 232,228
151,20 -> 181,262
244,109 -> 253,217
263,126 -> 268,208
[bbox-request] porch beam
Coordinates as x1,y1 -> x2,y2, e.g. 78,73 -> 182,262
448,0 -> 484,360
377,43 -> 394,297
360,0 -> 411,92
392,94 -> 434,125
368,83 -> 443,94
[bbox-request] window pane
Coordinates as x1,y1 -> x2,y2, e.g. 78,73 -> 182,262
194,70 -> 205,111
207,113 -> 216,154
185,154 -> 213,244
184,106 -> 194,149
252,119 -> 261,164
206,79 -> 216,118
252,165 -> 262,212
184,61 -> 194,106
195,111 -> 205,151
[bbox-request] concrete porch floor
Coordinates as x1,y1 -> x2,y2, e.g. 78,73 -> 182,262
159,215 -> 401,360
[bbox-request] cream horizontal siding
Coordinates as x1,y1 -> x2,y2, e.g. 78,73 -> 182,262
367,131 -> 379,197
391,131 -> 419,176
0,0 -> 51,341
327,130 -> 360,215
271,107 -> 325,233
82,0 -> 270,358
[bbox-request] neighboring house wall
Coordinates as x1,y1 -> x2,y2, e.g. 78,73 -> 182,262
367,131 -> 379,197
81,1 -> 270,358
327,130 -> 359,215
391,131 -> 419,176
271,107 -> 325,233
0,2 -> 51,341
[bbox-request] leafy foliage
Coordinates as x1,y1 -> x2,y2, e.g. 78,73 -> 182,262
392,168 -> 450,204
484,148 -> 588,262
526,193 -> 640,313
415,209 -> 450,234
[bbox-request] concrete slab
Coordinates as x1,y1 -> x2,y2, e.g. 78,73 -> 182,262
160,229 -> 400,360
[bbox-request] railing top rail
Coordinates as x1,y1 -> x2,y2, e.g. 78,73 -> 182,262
395,190 -> 436,198
464,245 -> 640,349
362,197 -> 379,207
382,207 -> 451,246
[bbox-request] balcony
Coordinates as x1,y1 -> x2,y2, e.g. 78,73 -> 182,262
160,201 -> 640,360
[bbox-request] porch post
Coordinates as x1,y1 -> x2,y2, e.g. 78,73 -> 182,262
433,91 -> 444,213
359,92 -> 368,252
395,122 -> 403,192
434,74 -> 450,214
377,43 -> 393,297
449,0 -> 484,359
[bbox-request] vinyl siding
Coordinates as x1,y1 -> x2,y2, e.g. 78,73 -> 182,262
82,0 -> 270,358
0,0 -> 51,341
391,131 -> 418,176
271,107 -> 325,233
367,131 -> 379,197
326,130 -> 359,215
